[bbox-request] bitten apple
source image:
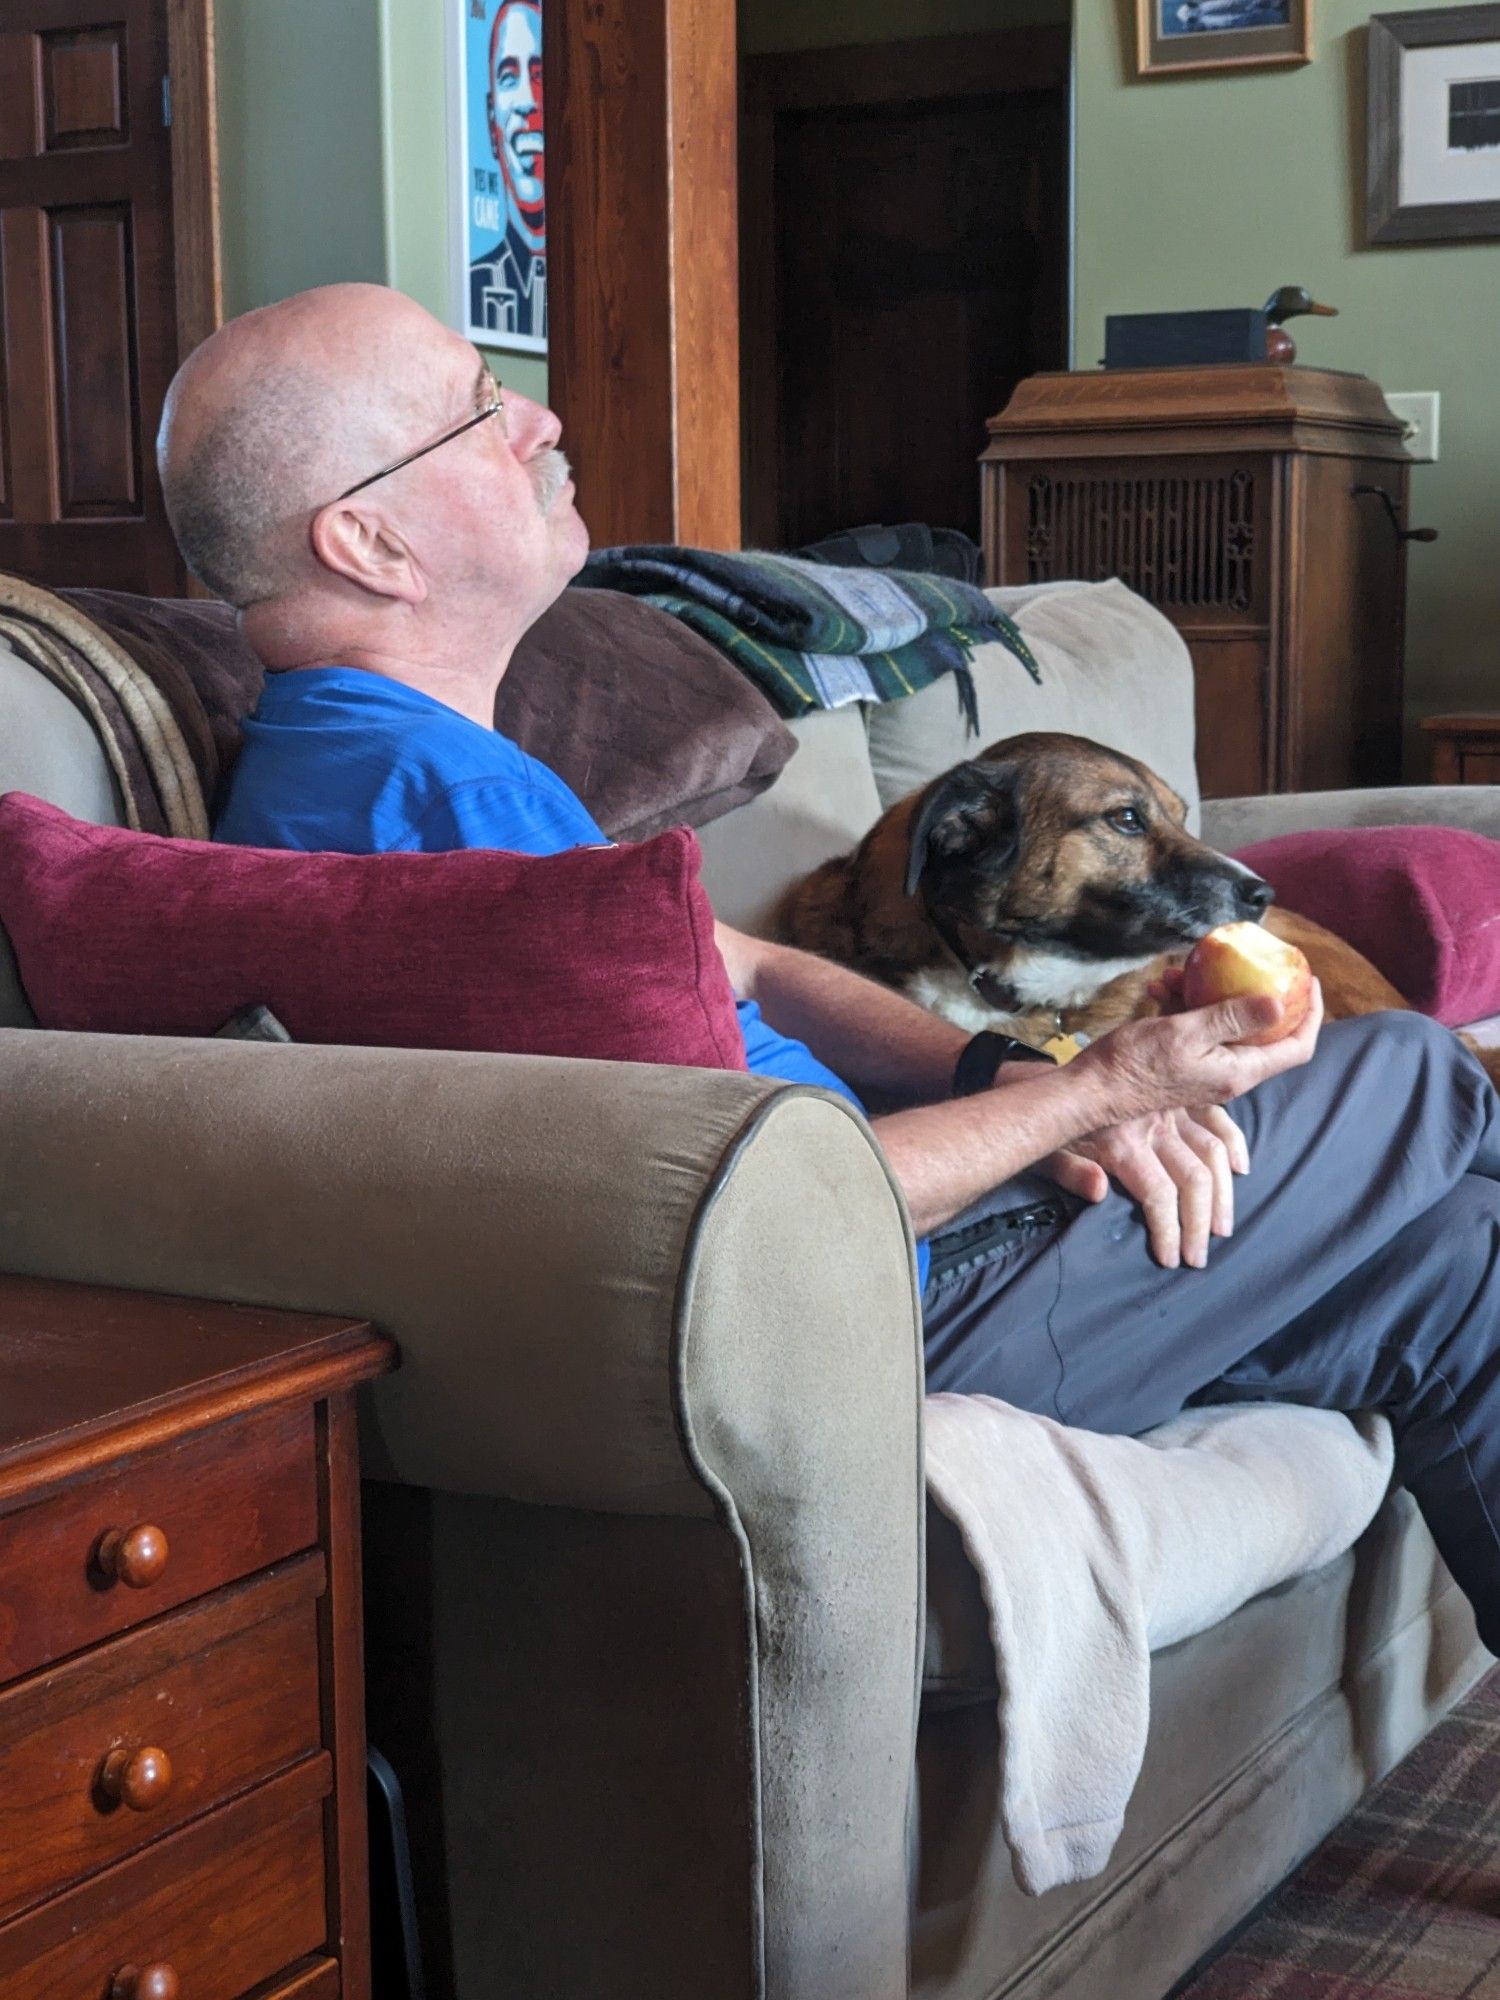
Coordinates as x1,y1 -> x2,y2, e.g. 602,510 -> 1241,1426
1181,922 -> 1314,1046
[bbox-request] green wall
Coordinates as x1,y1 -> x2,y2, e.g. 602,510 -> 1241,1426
215,0 -> 386,317
215,0 -> 546,406
1073,0 -> 1500,739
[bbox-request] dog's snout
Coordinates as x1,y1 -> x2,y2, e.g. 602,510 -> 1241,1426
1236,874 -> 1274,917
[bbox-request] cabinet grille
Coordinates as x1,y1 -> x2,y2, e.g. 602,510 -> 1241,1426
1024,469 -> 1256,610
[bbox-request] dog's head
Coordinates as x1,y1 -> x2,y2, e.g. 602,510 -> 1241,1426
903,733 -> 1272,985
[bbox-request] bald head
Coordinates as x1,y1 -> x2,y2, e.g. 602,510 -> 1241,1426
157,284 -> 458,607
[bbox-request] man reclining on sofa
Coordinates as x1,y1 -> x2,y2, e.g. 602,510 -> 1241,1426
159,281 -> 1500,1659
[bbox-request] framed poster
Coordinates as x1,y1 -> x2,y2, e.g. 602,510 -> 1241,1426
1136,0 -> 1313,77
1368,6 -> 1500,243
452,0 -> 546,353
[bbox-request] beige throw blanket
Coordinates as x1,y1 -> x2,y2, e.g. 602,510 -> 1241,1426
924,1394 -> 1395,1896
0,572 -> 213,838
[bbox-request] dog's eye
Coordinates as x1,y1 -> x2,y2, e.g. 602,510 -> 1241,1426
1106,807 -> 1146,836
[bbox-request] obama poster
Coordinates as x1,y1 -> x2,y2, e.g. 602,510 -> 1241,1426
458,0 -> 546,353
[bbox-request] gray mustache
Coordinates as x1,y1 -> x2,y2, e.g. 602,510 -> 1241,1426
531,447 -> 572,514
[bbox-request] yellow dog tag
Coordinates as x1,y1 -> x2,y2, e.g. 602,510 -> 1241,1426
1042,1033 -> 1084,1065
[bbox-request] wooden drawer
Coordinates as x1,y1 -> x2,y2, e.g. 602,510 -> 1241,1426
0,1556 -> 325,1923
0,1755 -> 331,2000
257,1963 -> 339,1999
0,1402 -> 318,1680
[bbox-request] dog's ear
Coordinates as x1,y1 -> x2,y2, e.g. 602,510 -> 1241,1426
904,762 -> 1022,899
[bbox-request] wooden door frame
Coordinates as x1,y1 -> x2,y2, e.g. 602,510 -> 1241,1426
545,0 -> 742,549
739,25 -> 1072,547
165,0 -> 222,357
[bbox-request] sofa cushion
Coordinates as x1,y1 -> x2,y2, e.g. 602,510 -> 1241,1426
867,579 -> 1200,831
1235,824 -> 1500,1028
0,794 -> 748,1071
695,707 -> 885,935
0,641 -> 123,827
914,1491 -> 1482,2000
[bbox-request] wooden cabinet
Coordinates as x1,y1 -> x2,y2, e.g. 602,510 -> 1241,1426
981,365 -> 1418,799
0,1276 -> 395,2000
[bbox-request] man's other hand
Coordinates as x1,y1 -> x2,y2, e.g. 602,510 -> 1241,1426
1043,1106 -> 1246,1270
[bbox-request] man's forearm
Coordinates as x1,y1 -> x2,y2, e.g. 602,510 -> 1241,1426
872,1063 -> 1117,1235
730,931 -> 969,1106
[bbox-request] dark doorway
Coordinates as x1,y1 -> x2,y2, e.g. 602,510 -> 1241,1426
740,28 -> 1070,554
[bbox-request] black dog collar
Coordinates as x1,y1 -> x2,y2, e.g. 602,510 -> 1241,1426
925,901 -> 1022,1013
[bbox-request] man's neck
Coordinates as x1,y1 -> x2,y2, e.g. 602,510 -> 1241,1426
243,597 -> 518,732
332,641 -> 515,731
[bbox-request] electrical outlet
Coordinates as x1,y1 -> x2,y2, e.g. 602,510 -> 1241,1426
1385,391 -> 1440,463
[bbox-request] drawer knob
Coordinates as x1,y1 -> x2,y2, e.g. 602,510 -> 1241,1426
99,1744 -> 173,1812
110,1966 -> 180,2000
96,1522 -> 170,1589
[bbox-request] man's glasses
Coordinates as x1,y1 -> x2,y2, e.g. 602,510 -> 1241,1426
330,373 -> 505,504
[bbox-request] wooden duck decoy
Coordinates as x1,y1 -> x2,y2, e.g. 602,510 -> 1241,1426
1263,286 -> 1338,364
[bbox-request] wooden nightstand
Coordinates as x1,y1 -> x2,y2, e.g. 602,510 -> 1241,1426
0,1275 -> 395,2000
1421,714 -> 1500,786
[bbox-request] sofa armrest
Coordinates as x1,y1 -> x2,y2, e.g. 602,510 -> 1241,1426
1202,784 -> 1500,852
0,1029 -> 922,1508
0,1029 -> 925,1997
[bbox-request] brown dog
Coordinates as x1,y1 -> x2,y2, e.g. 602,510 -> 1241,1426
778,730 -> 1487,1072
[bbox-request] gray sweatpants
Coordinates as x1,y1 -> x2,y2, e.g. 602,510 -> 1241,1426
921,1013 -> 1500,1650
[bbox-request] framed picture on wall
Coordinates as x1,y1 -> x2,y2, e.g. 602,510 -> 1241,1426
1136,0 -> 1313,78
1368,6 -> 1500,243
449,0 -> 547,353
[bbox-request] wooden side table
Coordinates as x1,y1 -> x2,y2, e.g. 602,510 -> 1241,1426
1421,714 -> 1500,786
0,1274 -> 395,2000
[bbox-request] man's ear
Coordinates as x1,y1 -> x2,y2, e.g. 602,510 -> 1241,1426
309,501 -> 428,605
903,761 -> 1023,900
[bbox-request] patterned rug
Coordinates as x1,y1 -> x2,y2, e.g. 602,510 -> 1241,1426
1174,1665 -> 1500,1998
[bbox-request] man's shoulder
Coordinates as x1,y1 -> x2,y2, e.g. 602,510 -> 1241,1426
226,667 -> 565,853
269,668 -> 530,782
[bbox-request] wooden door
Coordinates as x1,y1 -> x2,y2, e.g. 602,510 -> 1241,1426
0,0 -> 184,593
742,31 -> 1069,553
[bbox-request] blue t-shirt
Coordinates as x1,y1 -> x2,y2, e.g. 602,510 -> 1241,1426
219,672 -> 932,1276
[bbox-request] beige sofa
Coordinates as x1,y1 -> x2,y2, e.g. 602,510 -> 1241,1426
0,578 -> 1494,2000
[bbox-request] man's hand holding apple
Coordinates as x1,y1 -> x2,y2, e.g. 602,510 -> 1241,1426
1039,929 -> 1323,1269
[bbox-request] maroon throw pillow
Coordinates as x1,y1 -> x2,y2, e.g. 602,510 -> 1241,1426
0,795 -> 747,1071
1233,825 -> 1500,1027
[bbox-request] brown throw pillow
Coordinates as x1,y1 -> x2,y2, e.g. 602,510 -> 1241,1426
60,584 -> 797,842
499,587 -> 797,839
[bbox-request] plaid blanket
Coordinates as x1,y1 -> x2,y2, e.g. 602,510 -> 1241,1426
578,545 -> 1042,731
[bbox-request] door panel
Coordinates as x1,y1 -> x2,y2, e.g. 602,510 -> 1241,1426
52,203 -> 140,512
43,25 -> 129,151
769,82 -> 1067,550
0,0 -> 182,592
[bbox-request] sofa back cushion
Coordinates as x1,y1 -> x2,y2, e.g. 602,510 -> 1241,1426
867,580 -> 1200,827
0,795 -> 747,1071
695,707 -> 885,934
0,642 -> 129,1028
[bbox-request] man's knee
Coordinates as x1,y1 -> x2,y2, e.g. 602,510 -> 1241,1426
1320,1009 -> 1482,1093
1405,1175 -> 1500,1300
1324,1008 -> 1445,1058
